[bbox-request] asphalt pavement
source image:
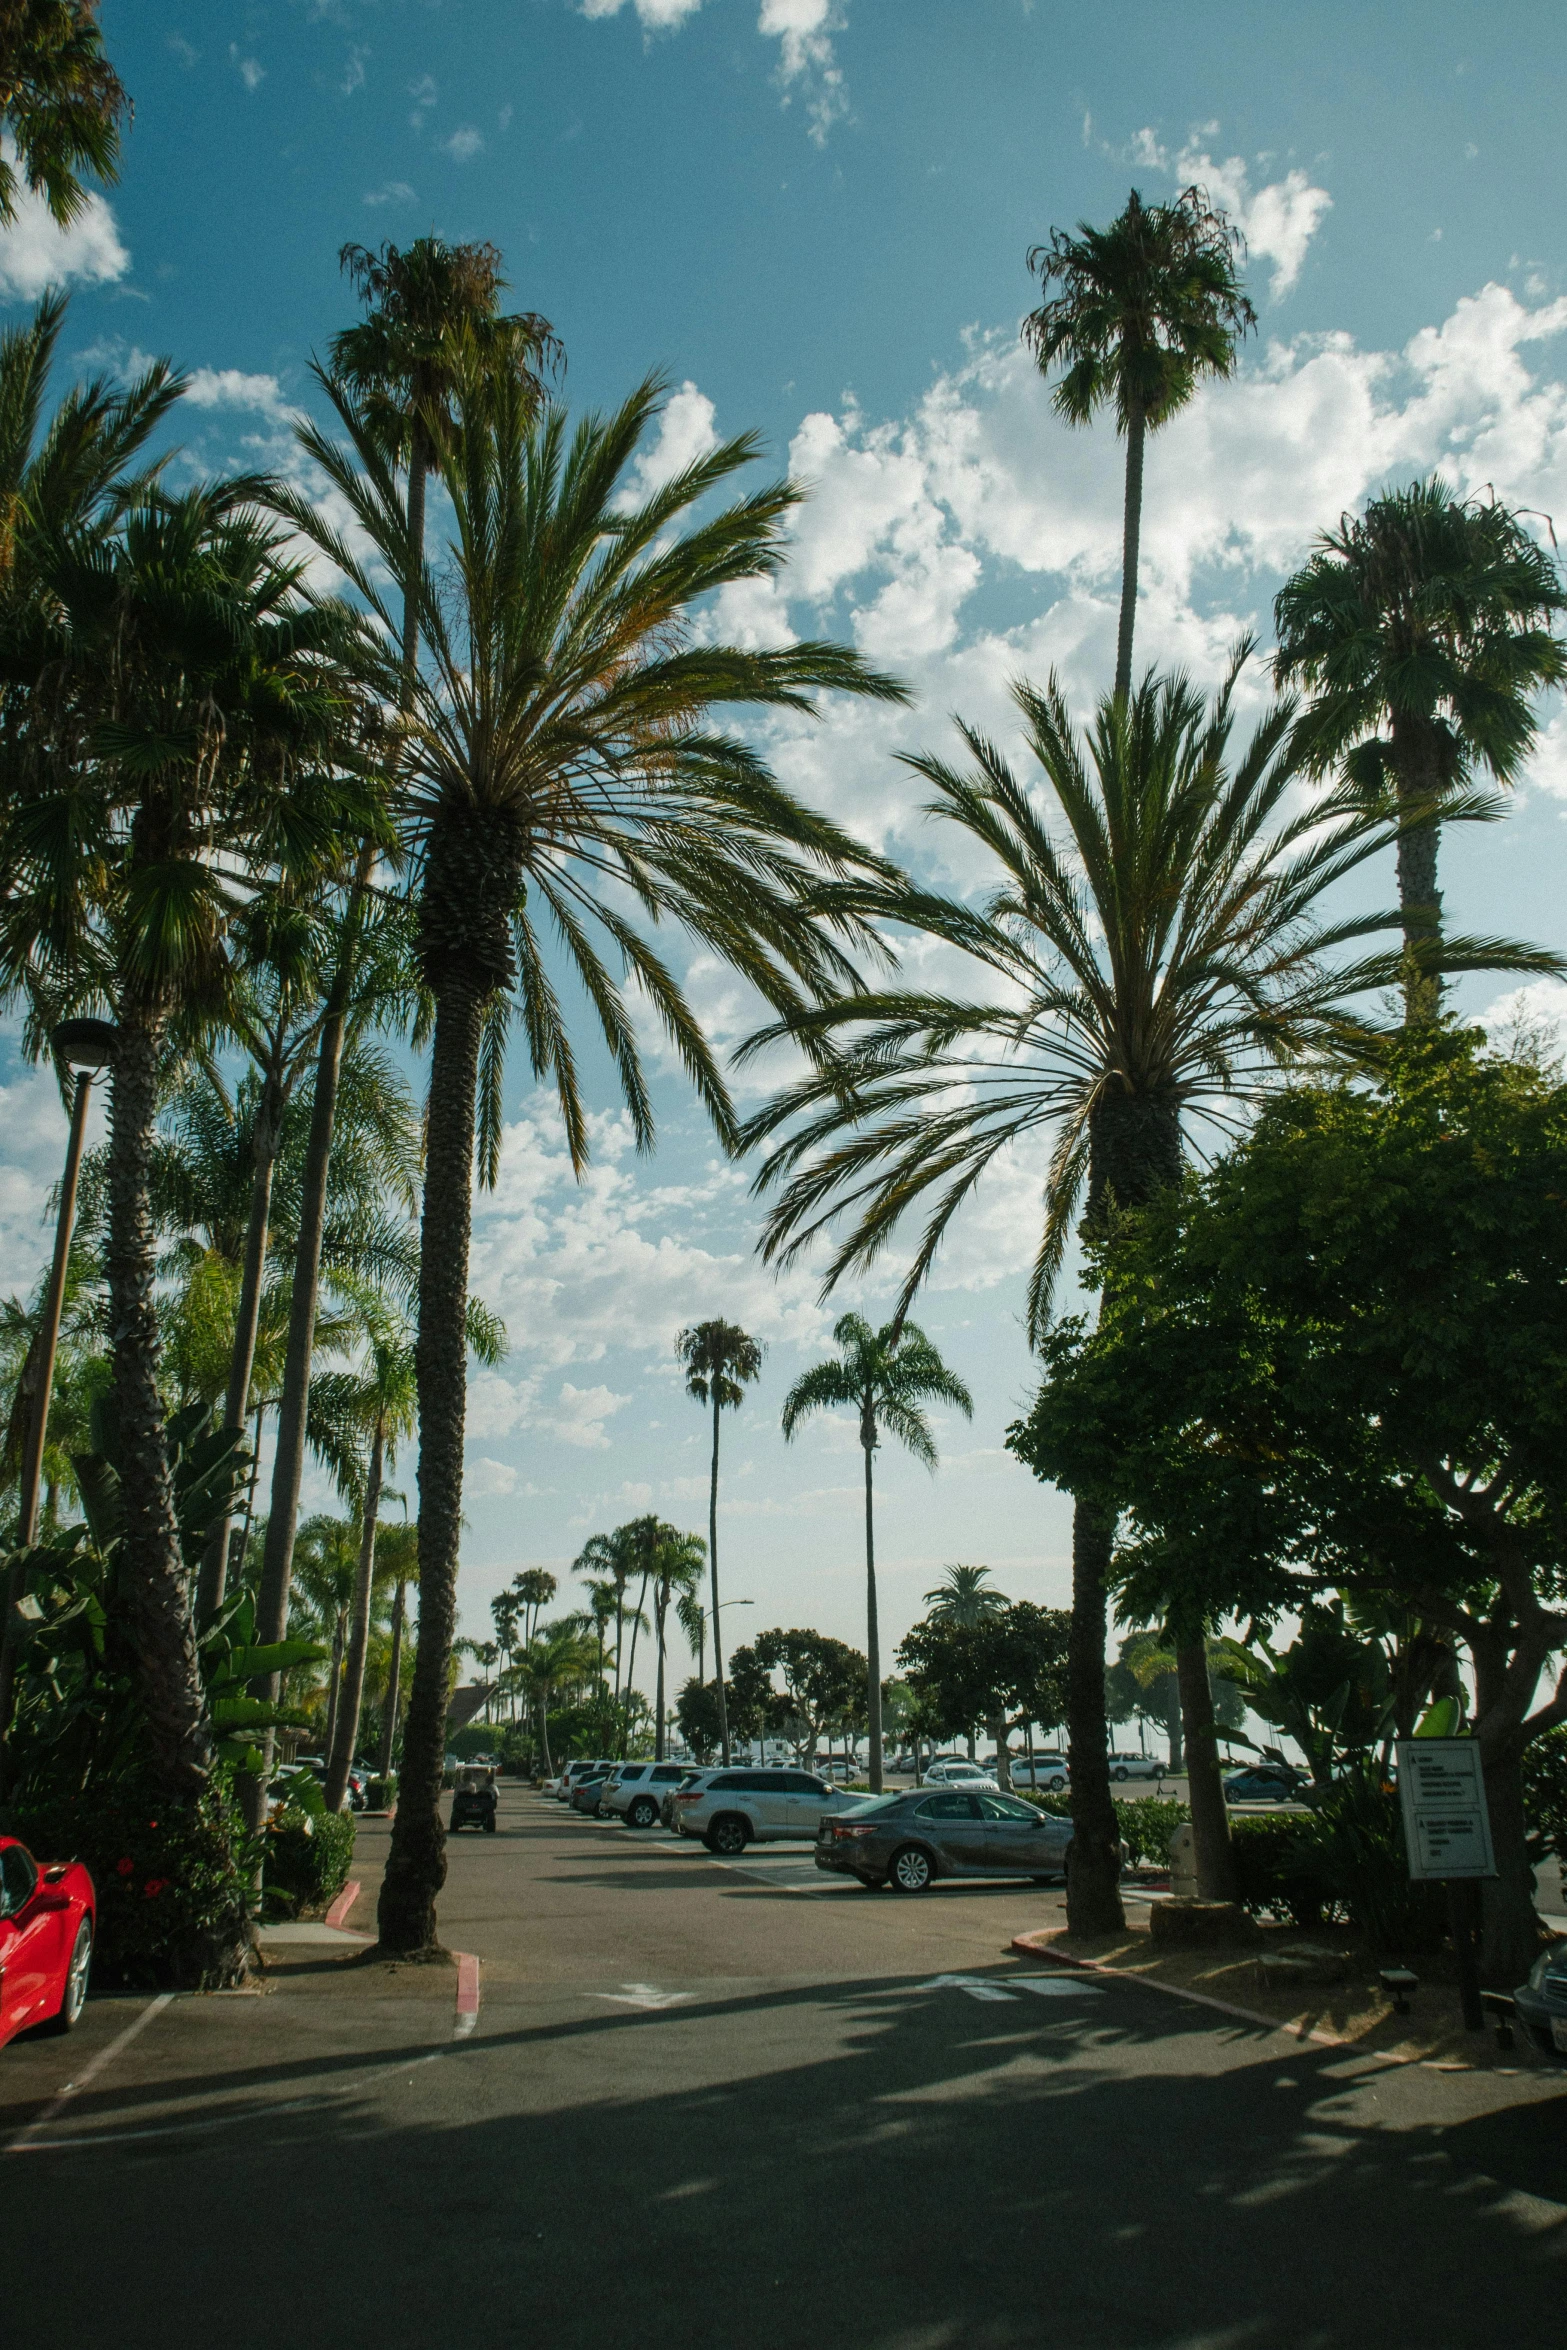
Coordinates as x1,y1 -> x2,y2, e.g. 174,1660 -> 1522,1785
3,1782 -> 1563,2349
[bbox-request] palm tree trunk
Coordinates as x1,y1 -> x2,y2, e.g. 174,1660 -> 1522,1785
377,1575 -> 406,1781
324,1608 -> 345,1762
709,1389 -> 730,1765
108,1010 -> 209,1793
198,1072 -> 283,1619
243,967 -> 351,1833
862,1412 -> 884,1796
654,1587 -> 667,1762
326,1417 -> 385,1812
624,1568 -> 650,1747
537,1684 -> 554,1778
1391,713 -> 1445,1024
1065,1496 -> 1125,1931
1176,1634 -> 1238,1903
1114,394 -> 1146,703
377,968 -> 486,1954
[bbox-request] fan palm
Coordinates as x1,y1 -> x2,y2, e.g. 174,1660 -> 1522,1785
286,366 -> 907,1952
780,1316 -> 973,1793
923,1563 -> 1008,1627
1024,186 -> 1255,700
741,654 -> 1537,1926
1274,476 -> 1567,1020
0,486 -> 368,1798
676,1317 -> 763,1762
511,1567 -> 558,1650
0,2 -> 127,229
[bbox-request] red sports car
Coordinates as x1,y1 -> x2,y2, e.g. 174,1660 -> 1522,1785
0,1836 -> 94,2048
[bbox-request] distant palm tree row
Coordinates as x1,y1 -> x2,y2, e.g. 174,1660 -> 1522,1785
3,156 -> 1564,1973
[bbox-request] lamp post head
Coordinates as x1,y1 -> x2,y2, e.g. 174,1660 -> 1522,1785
52,1017 -> 118,1072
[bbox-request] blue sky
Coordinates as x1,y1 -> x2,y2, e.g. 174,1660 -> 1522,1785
4,1 -> 1567,1689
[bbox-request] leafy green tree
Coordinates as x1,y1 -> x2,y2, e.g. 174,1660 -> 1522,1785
1023,185 -> 1255,698
753,1627 -> 866,1766
676,1317 -> 763,1764
1274,478 -> 1567,1021
0,487 -> 366,1805
898,1602 -> 1070,1783
675,1675 -> 724,1761
1014,1028 -> 1567,1979
289,366 -> 907,1954
723,1641 -> 788,1751
0,1 -> 127,229
781,1315 -> 972,1793
745,656 -> 1427,1927
1213,1606 -> 1396,1789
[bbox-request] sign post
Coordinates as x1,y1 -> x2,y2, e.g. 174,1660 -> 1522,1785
1394,1738 -> 1496,2032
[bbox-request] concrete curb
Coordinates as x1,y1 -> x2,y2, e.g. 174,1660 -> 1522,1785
324,1879 -> 361,1930
1008,1928 -> 1353,2049
454,1952 -> 481,2038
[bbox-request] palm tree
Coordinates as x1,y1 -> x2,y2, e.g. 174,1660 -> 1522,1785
923,1564 -> 1008,1626
519,1617 -> 600,1778
676,1318 -> 763,1764
781,1316 -> 973,1794
287,367 -> 907,1954
291,1514 -> 360,1760
512,1567 -> 558,1650
742,656 -> 1485,1928
1274,477 -> 1567,1021
676,1587 -> 708,1684
0,2 -> 128,229
642,1521 -> 705,1762
574,1528 -> 638,1709
1023,186 -> 1256,700
0,485 -> 364,1800
374,1513 -> 418,1781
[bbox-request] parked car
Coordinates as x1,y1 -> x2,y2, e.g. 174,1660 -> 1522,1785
1222,1765 -> 1305,1805
662,1768 -> 718,1829
602,1760 -> 692,1827
570,1770 -> 614,1816
674,1767 -> 871,1854
922,1759 -> 1000,1791
815,1789 -> 1074,1892
1010,1755 -> 1070,1792
1107,1753 -> 1168,1783
0,1836 -> 95,2046
555,1758 -> 615,1800
450,1768 -> 498,1834
1514,1939 -> 1567,2060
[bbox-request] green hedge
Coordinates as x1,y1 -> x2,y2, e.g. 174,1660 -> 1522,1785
262,1805 -> 356,1914
1023,1789 -> 1189,1868
2,1767 -> 252,1989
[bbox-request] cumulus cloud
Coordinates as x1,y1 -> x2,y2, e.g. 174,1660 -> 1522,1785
1123,122 -> 1332,300
364,180 -> 416,208
231,47 -> 266,92
444,126 -> 484,161
0,173 -> 128,300
582,0 -> 850,141
183,367 -> 299,423
616,379 -> 720,511
539,1382 -> 632,1449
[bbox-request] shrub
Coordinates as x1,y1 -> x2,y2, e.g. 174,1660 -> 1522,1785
263,1805 -> 356,1914
1113,1796 -> 1190,1868
3,1767 -> 253,1988
1229,1813 -> 1328,1928
1523,1727 -> 1567,1873
1285,1763 -> 1444,1953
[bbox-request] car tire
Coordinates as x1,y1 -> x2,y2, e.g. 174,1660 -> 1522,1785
41,1916 -> 93,2035
888,1844 -> 934,1894
629,1798 -> 658,1829
705,1815 -> 749,1856
1113,1766 -> 1129,1782
484,1816 -> 497,1833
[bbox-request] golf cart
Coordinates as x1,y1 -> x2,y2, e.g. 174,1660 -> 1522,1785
450,1765 -> 498,1834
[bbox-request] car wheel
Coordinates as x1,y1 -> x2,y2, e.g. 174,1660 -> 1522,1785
1113,1766 -> 1129,1782
705,1815 -> 749,1856
629,1797 -> 658,1828
888,1844 -> 934,1894
42,1916 -> 93,2035
484,1816 -> 497,1833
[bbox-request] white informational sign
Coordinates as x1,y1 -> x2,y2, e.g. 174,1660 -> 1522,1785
1394,1738 -> 1497,1881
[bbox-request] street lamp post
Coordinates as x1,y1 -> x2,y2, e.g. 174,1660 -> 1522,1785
713,1597 -> 753,1763
0,1019 -> 117,1775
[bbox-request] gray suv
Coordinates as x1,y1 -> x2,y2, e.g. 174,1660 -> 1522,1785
602,1760 -> 691,1828
814,1788 -> 1074,1892
674,1767 -> 867,1853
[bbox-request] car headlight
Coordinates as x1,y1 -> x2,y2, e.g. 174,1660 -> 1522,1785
1527,1948 -> 1560,1992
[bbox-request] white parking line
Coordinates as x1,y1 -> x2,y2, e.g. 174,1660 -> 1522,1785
5,1991 -> 175,2155
919,1973 -> 1107,2004
593,1983 -> 694,2010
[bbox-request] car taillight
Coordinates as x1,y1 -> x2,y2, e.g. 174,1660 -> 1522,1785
675,1791 -> 702,1803
831,1823 -> 875,1840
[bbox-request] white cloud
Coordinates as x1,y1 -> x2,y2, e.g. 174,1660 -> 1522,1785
616,379 -> 720,511
183,367 -> 298,422
342,45 -> 369,96
469,1457 -> 521,1497
1121,123 -> 1332,300
231,47 -> 266,92
444,126 -> 484,162
581,0 -> 851,141
539,1381 -> 631,1449
580,0 -> 706,23
0,175 -> 128,300
364,180 -> 416,208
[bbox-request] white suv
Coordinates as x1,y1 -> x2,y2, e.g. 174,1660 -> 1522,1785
674,1767 -> 867,1854
602,1760 -> 691,1828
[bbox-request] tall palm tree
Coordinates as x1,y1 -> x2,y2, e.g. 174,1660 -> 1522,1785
0,486 -> 365,1800
0,2 -> 128,229
676,1317 -> 763,1763
512,1567 -> 558,1650
780,1316 -> 973,1793
923,1563 -> 1008,1626
519,1617 -> 600,1778
1274,476 -> 1567,1021
287,368 -> 907,1953
1024,186 -> 1255,700
640,1521 -> 705,1762
574,1528 -> 637,1709
374,1514 -> 418,1781
740,656 -> 1521,1927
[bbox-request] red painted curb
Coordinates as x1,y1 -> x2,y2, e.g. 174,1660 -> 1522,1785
454,1951 -> 481,2035
324,1879 -> 361,1931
